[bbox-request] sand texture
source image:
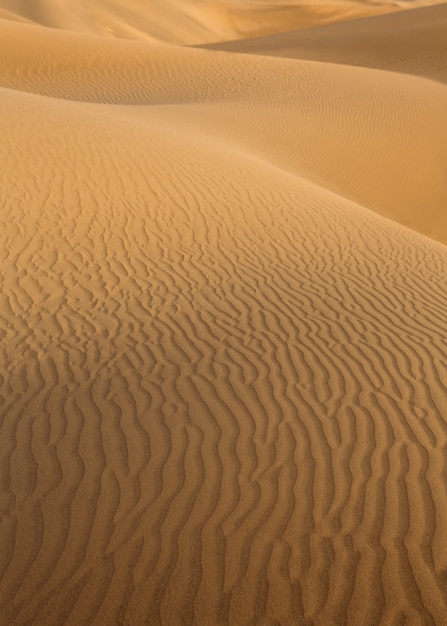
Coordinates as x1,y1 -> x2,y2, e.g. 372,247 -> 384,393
1,2 -> 447,625
1,0 -> 446,43
203,2 -> 447,83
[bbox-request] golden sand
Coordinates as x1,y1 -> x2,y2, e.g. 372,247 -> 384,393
1,1 -> 447,624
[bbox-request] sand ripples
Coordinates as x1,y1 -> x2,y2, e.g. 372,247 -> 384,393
1,9 -> 447,625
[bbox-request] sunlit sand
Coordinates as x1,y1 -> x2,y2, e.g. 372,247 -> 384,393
1,1 -> 447,624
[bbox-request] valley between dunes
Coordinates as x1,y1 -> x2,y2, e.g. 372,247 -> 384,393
1,2 -> 447,624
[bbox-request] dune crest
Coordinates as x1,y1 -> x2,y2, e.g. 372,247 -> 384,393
0,0 -> 446,43
204,2 -> 447,84
1,2 -> 447,625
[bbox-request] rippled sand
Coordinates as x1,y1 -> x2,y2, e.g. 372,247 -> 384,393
1,2 -> 447,624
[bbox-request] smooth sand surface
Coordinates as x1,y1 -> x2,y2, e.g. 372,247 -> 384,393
1,0 -> 446,43
203,2 -> 447,83
1,2 -> 447,625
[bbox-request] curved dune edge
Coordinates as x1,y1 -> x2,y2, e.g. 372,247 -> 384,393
0,0 -> 446,43
1,4 -> 447,626
202,2 -> 447,84
1,18 -> 446,245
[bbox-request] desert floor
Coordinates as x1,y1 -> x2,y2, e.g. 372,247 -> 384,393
1,1 -> 447,624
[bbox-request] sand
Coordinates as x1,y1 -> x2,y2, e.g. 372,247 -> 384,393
1,0 -> 447,43
1,2 -> 447,625
203,2 -> 447,83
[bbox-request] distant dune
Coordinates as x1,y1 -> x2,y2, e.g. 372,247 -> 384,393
202,2 -> 447,83
0,0 -> 446,43
1,2 -> 447,625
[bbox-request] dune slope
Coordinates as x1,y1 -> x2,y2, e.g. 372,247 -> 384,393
0,0 -> 446,43
203,2 -> 447,84
1,19 -> 446,243
1,8 -> 447,626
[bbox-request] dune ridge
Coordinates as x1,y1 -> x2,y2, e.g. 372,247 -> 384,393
1,18 -> 446,243
202,2 -> 447,84
0,0 -> 446,43
1,3 -> 447,625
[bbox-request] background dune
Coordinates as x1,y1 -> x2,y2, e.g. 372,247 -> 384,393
1,2 -> 447,625
0,0 -> 446,43
203,2 -> 447,83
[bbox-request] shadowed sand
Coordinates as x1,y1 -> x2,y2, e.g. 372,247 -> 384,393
1,0 -> 447,43
1,2 -> 447,625
202,2 -> 447,83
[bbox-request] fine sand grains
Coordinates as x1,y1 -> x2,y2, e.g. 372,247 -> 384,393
1,5 -> 447,626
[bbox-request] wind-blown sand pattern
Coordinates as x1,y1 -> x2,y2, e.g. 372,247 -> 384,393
1,2 -> 447,625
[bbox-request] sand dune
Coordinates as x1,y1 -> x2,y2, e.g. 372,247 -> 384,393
0,0 -> 446,43
1,3 -> 447,625
1,18 -> 446,242
204,2 -> 447,83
